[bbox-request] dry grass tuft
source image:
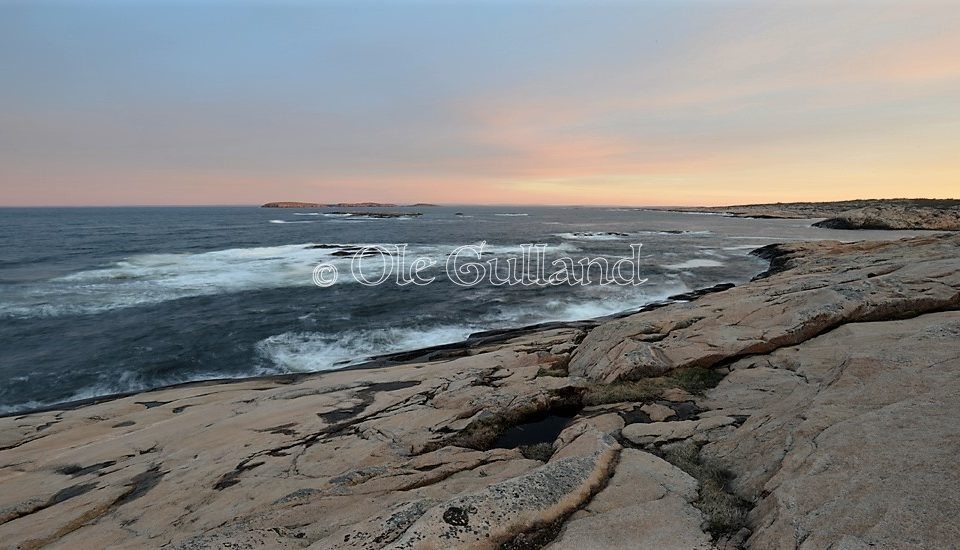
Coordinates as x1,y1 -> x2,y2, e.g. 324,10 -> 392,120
581,379 -> 669,406
581,367 -> 726,406
668,368 -> 726,394
536,365 -> 568,378
661,440 -> 749,537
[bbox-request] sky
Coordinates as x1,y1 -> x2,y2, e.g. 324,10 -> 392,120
1,1 -> 958,207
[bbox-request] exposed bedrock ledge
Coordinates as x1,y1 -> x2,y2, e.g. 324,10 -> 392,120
811,204 -> 960,231
701,310 -> 960,548
570,235 -> 960,383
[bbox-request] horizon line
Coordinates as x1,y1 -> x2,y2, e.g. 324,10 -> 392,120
1,197 -> 957,209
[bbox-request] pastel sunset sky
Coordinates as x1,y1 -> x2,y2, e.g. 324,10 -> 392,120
1,1 -> 958,206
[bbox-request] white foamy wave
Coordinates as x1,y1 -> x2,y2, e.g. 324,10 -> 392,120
474,242 -> 582,255
486,284 -> 690,326
323,213 -> 418,220
0,242 -> 468,318
255,325 -> 475,372
664,210 -> 736,217
495,213 -> 528,217
0,243 -> 358,318
662,259 -> 725,270
555,232 -> 629,241
293,212 -> 322,216
269,219 -> 315,224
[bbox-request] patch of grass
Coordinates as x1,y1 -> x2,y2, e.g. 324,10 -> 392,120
579,367 -> 725,406
581,379 -> 671,406
518,442 -> 554,462
536,365 -> 568,378
668,368 -> 726,395
660,440 -> 749,538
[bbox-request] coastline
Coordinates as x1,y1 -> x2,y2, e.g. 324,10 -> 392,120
650,198 -> 960,231
0,283 -> 737,419
1,232 -> 958,548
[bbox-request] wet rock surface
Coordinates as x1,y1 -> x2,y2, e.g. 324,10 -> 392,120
0,233 -> 958,549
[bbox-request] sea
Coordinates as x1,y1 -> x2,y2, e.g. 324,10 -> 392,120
0,205 -> 923,414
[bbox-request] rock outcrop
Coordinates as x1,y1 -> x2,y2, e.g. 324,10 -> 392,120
570,235 -> 960,382
1,234 -> 958,549
811,203 -> 960,230
665,198 -> 960,230
702,311 -> 960,548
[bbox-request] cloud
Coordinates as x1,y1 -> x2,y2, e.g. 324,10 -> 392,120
1,2 -> 958,205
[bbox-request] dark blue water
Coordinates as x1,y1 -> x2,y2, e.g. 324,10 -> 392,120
0,205 -> 899,414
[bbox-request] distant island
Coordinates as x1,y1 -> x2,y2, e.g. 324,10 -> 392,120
262,201 -> 437,208
659,198 -> 960,231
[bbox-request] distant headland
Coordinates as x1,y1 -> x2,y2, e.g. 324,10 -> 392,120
657,198 -> 960,231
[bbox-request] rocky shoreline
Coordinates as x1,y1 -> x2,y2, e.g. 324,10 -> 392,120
1,233 -> 958,549
661,198 -> 960,231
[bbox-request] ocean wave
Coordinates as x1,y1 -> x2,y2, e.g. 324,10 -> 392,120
255,284 -> 691,374
0,366 -> 236,415
555,232 -> 630,241
255,325 -> 475,372
635,229 -> 712,236
0,237 -> 715,320
495,213 -> 528,217
482,284 -> 690,326
664,210 -> 736,217
471,241 -> 583,255
0,243 -> 388,318
1,242 -> 524,318
662,259 -> 726,269
269,219 -> 315,224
